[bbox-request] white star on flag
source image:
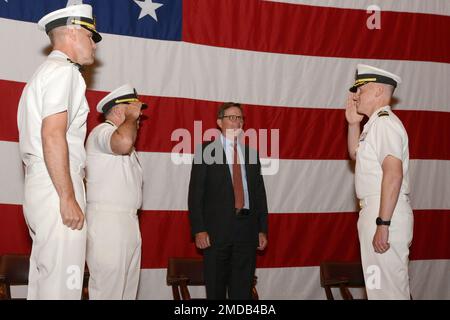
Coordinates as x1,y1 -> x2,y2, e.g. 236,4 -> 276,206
134,0 -> 163,22
66,0 -> 83,6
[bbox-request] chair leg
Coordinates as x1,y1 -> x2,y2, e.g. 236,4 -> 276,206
180,281 -> 191,300
339,284 -> 353,300
5,282 -> 11,300
81,272 -> 90,300
324,286 -> 334,300
0,282 -> 7,300
172,285 -> 181,300
82,285 -> 89,300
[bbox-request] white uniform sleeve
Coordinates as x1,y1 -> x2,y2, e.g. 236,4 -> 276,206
41,65 -> 74,119
371,118 -> 403,164
93,124 -> 116,155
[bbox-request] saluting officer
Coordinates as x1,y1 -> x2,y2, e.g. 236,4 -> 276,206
345,64 -> 413,299
85,84 -> 146,300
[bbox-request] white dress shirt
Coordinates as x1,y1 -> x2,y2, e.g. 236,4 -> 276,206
220,135 -> 249,209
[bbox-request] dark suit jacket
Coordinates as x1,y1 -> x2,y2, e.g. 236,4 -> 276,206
188,138 -> 268,245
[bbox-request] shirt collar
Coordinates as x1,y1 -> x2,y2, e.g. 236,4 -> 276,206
364,105 -> 391,131
220,135 -> 247,165
105,120 -> 117,128
49,50 -> 69,60
49,50 -> 82,70
220,134 -> 238,149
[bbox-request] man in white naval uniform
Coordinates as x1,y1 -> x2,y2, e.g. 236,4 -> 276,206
85,84 -> 145,299
345,64 -> 413,299
16,4 -> 102,299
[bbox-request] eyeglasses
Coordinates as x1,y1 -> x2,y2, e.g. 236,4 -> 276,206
221,115 -> 245,122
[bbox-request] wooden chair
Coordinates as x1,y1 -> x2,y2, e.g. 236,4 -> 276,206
320,261 -> 366,300
167,257 -> 259,300
0,254 -> 29,299
0,254 -> 90,300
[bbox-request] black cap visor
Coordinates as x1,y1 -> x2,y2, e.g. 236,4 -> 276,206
45,16 -> 102,43
102,93 -> 148,114
349,74 -> 397,92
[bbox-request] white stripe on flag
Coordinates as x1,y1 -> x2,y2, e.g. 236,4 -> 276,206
2,141 -> 450,212
0,141 -> 24,205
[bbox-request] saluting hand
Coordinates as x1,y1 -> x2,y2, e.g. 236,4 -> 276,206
124,101 -> 143,121
345,93 -> 364,124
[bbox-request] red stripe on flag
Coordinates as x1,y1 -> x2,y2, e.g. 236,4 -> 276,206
0,204 -> 31,255
409,210 -> 450,261
2,80 -> 450,160
1,204 -> 448,268
0,80 -> 23,142
183,0 -> 450,63
140,210 -> 450,268
140,211 -> 362,268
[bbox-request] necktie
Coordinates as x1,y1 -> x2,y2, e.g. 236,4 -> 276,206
233,140 -> 244,209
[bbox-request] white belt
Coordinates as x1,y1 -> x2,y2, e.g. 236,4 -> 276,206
87,203 -> 138,215
25,162 -> 85,178
359,194 -> 410,209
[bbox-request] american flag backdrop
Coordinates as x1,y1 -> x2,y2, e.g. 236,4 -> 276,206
0,0 -> 449,299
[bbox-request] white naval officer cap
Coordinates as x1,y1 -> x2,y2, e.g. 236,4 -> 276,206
96,84 -> 148,114
349,64 -> 402,93
38,4 -> 102,43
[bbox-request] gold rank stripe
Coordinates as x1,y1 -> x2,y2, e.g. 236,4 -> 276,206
354,77 -> 377,84
115,98 -> 140,104
71,19 -> 96,31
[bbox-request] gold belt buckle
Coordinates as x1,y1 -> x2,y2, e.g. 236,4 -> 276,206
359,199 -> 364,209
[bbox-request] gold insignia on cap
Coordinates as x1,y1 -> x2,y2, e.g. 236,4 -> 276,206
71,19 -> 96,31
355,78 -> 377,84
115,98 -> 140,104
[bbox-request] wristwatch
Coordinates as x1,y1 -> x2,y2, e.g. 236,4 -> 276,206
376,217 -> 391,226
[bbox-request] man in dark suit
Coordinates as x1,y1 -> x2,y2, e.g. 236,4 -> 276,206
188,102 -> 269,299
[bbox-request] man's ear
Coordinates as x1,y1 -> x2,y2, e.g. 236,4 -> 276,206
66,27 -> 77,42
216,118 -> 223,129
374,84 -> 384,98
